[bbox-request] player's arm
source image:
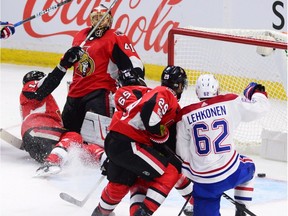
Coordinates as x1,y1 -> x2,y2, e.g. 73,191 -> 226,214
175,112 -> 192,163
240,82 -> 271,121
0,21 -> 15,39
22,46 -> 84,101
140,92 -> 169,144
112,33 -> 145,78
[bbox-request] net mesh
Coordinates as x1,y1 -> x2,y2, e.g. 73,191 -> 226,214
169,27 -> 287,154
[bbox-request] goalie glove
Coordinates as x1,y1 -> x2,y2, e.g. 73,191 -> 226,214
149,125 -> 169,144
243,82 -> 267,100
58,46 -> 84,71
0,21 -> 15,39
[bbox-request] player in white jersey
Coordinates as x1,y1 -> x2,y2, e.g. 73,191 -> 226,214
175,74 -> 270,216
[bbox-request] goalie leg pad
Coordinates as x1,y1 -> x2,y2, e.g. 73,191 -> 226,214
80,112 -> 111,147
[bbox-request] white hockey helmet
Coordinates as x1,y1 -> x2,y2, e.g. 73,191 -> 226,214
195,74 -> 219,100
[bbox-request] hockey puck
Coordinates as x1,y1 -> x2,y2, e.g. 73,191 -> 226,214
257,173 -> 266,178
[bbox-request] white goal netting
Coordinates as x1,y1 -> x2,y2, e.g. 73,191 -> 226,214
168,27 -> 287,154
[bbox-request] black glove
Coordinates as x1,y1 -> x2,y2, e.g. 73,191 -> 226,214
59,46 -> 84,69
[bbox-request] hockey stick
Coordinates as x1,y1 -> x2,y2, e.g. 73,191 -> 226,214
177,194 -> 192,216
14,0 -> 73,27
80,0 -> 118,47
222,193 -> 256,216
0,128 -> 23,149
59,175 -> 105,207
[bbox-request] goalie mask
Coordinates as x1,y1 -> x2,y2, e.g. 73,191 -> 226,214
161,65 -> 187,100
23,70 -> 46,85
196,74 -> 219,100
90,4 -> 113,38
118,68 -> 147,87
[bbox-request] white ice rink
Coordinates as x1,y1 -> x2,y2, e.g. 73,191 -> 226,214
0,63 -> 287,216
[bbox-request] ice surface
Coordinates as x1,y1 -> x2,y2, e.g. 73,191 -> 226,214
0,64 -> 287,216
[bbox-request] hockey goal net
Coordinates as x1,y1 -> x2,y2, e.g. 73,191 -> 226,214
168,27 -> 287,155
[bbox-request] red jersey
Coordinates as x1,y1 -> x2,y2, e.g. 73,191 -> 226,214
109,86 -> 181,145
69,28 -> 144,98
20,80 -> 63,136
114,85 -> 152,112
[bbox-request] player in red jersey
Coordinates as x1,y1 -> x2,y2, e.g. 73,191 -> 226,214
61,4 -> 145,133
115,69 -> 194,215
1,21 -> 15,39
114,68 -> 151,112
20,47 -> 83,163
91,66 -> 189,216
20,47 -> 105,176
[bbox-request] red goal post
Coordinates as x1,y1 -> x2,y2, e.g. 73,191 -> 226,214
168,27 -> 287,158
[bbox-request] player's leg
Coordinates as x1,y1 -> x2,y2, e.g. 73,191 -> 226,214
175,174 -> 194,215
129,178 -> 151,215
83,89 -> 114,118
92,131 -> 173,216
22,126 -> 65,162
35,130 -> 83,177
45,131 -> 83,166
62,96 -> 85,133
234,155 -> 255,216
192,183 -> 222,216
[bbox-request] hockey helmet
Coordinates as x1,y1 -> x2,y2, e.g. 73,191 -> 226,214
161,65 -> 187,100
195,74 -> 219,100
161,66 -> 187,90
90,4 -> 113,37
118,68 -> 147,87
22,70 -> 46,85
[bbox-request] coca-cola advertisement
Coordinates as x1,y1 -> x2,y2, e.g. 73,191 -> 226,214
2,0 -> 286,65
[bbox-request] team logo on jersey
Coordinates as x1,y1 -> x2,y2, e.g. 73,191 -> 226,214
77,52 -> 95,77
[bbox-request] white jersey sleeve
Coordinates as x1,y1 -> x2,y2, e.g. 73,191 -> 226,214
237,92 -> 271,122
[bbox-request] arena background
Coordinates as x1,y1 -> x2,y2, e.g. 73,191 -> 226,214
1,0 -> 287,80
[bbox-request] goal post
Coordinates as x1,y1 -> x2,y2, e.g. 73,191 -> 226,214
168,27 -> 287,160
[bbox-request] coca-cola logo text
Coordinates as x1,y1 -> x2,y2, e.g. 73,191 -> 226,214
23,0 -> 182,53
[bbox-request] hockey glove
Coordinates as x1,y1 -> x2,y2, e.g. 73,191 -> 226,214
59,46 -> 84,70
150,125 -> 169,144
0,22 -> 15,39
244,82 -> 267,100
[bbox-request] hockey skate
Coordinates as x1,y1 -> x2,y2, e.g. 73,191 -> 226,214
183,205 -> 194,216
235,204 -> 246,216
134,205 -> 152,216
34,153 -> 62,177
91,206 -> 115,216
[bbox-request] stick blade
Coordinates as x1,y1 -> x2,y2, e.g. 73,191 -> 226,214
59,192 -> 84,207
0,128 -> 23,149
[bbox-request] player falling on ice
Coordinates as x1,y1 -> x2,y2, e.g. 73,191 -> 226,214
18,46 -> 105,176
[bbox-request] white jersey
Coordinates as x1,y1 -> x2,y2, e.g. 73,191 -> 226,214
176,92 -> 270,184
